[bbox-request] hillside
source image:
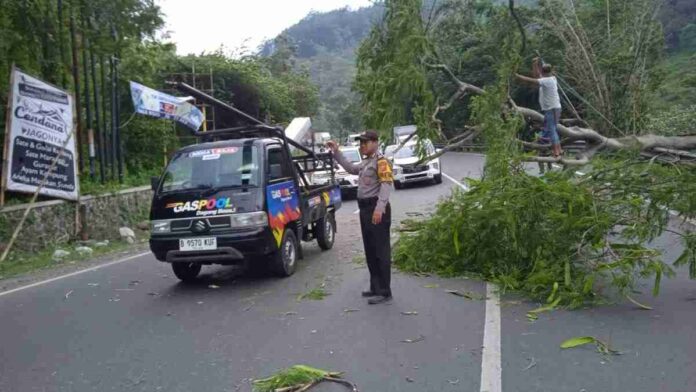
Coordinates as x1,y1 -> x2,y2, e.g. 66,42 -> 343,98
262,0 -> 695,135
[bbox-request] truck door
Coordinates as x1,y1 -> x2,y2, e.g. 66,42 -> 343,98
265,145 -> 302,248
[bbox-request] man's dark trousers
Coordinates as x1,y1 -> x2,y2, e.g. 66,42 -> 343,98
358,197 -> 392,297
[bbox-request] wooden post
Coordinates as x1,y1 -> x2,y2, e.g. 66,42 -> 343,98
0,66 -> 17,208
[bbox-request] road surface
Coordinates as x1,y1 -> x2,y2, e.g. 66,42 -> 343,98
0,153 -> 694,392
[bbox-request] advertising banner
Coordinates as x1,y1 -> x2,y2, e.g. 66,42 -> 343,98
2,67 -> 79,201
129,81 -> 204,131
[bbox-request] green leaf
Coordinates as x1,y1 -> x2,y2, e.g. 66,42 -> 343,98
653,269 -> 662,297
560,336 -> 596,349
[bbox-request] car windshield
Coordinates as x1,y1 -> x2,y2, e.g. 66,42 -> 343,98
159,145 -> 260,192
340,149 -> 361,163
385,145 -> 416,159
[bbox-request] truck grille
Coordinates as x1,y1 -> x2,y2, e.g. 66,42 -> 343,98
170,216 -> 232,232
402,164 -> 428,174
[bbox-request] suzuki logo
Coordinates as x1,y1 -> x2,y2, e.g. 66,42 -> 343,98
192,219 -> 208,232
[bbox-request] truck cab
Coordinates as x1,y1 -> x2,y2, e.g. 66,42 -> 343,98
149,134 -> 341,281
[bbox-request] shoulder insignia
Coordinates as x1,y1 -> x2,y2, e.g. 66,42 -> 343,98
377,158 -> 393,183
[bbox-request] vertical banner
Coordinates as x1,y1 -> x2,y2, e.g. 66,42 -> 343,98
2,68 -> 79,201
129,81 -> 204,131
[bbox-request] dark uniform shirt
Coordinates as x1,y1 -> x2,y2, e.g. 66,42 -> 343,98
334,151 -> 393,214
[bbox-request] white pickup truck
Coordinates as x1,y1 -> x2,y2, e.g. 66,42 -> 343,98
311,146 -> 362,197
384,139 -> 442,189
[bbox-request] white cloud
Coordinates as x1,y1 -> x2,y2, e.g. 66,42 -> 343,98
157,0 -> 374,56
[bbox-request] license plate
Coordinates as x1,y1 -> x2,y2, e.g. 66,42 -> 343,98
179,237 -> 217,251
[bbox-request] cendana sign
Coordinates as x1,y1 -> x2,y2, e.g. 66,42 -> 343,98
1,67 -> 79,201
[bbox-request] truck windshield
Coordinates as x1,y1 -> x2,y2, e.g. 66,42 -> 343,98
385,145 -> 415,159
340,149 -> 361,163
159,145 -> 260,193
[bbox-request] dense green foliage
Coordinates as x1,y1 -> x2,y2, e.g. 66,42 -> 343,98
347,0 -> 696,306
355,0 -> 436,145
0,0 -> 319,200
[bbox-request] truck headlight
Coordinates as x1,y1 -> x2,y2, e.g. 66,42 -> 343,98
393,165 -> 402,175
231,211 -> 268,227
151,220 -> 170,233
431,162 -> 439,170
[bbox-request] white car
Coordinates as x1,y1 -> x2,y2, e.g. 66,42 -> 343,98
311,146 -> 361,197
384,140 -> 442,189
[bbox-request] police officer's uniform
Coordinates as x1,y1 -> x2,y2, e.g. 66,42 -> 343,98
333,131 -> 393,303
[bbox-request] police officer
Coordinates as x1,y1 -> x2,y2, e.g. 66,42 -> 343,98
326,130 -> 393,305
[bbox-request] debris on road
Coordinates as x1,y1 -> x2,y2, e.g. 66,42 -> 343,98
284,311 -> 298,316
405,377 -> 414,383
400,335 -> 425,343
114,288 -> 134,292
147,292 -> 159,296
445,289 -> 487,300
252,364 -> 358,392
560,336 -> 621,356
448,379 -> 460,385
208,284 -> 220,289
87,283 -> 99,287
423,284 -> 439,289
197,301 -> 204,305
128,280 -> 142,286
625,294 -> 653,310
343,308 -> 360,313
400,311 -> 418,316
297,287 -> 330,301
64,290 -> 73,299
523,357 -> 537,371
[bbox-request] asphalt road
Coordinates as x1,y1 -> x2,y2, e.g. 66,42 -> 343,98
0,152 -> 694,392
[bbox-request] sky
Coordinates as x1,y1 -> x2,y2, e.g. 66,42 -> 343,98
156,0 -> 374,56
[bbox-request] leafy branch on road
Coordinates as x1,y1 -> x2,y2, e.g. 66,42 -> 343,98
253,365 -> 358,392
297,287 -> 330,301
393,48 -> 696,308
560,336 -> 621,356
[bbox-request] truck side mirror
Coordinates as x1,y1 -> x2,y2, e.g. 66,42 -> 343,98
151,176 -> 160,191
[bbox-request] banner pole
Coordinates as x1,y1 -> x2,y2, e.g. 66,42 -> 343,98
0,65 -> 17,208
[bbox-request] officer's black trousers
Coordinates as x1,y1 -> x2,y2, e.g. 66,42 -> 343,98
358,197 -> 392,297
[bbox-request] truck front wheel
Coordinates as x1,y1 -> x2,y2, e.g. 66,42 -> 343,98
172,262 -> 201,282
316,212 -> 336,250
271,229 -> 298,277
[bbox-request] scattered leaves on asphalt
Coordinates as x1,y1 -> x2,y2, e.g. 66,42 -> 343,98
400,335 -> 425,344
400,311 -> 418,316
560,336 -> 621,356
445,289 -> 487,300
297,287 -> 330,301
252,364 -> 356,392
423,284 -> 439,289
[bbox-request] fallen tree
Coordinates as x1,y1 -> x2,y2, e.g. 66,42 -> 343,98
422,62 -> 696,166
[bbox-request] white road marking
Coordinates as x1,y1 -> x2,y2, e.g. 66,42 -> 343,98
442,172 -> 469,191
0,251 -> 151,298
480,283 -> 502,392
441,171 -> 502,392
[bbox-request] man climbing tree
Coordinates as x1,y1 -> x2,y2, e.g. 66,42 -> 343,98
516,57 -> 563,159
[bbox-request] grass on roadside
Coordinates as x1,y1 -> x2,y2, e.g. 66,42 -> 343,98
0,240 -> 136,279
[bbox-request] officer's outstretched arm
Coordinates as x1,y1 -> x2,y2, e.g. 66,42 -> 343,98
375,158 -> 393,215
333,150 -> 361,175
